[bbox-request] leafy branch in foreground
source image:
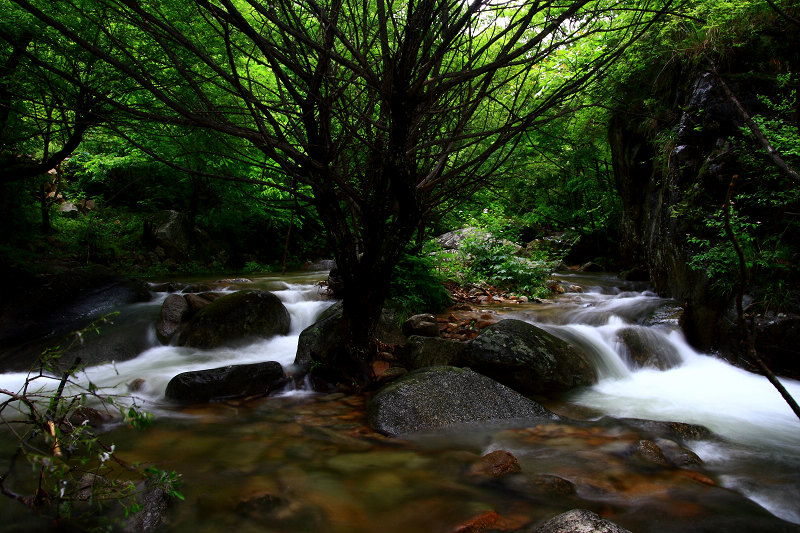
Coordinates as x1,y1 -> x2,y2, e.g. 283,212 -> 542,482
0,317 -> 182,529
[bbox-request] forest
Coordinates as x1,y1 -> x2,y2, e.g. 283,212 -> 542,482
1,0 -> 799,531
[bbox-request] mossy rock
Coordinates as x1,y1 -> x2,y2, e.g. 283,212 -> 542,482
178,290 -> 290,348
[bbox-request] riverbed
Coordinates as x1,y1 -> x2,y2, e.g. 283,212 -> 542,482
1,271 -> 798,532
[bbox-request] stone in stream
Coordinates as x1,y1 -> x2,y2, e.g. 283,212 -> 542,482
293,302 -> 406,388
367,366 -> 559,436
178,290 -> 290,348
164,361 -> 286,403
468,450 -> 522,479
531,509 -> 631,533
156,293 -> 190,343
401,313 -> 440,337
617,326 -> 682,370
462,319 -> 596,396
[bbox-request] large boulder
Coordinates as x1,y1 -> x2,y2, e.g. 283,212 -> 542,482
532,509 -> 631,533
153,210 -> 191,260
402,335 -> 466,370
178,290 -> 290,348
435,227 -> 489,250
462,319 -> 596,396
617,327 -> 681,370
293,302 -> 407,386
293,301 -> 346,373
0,268 -> 151,372
367,366 -> 559,436
164,361 -> 286,403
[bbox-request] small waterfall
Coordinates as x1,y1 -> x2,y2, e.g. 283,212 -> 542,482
0,277 -> 335,411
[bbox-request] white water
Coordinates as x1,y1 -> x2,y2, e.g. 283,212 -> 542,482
2,271 -> 798,524
512,276 -> 800,524
0,274 -> 335,415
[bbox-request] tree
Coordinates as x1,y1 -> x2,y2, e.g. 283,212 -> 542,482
7,0 -> 674,384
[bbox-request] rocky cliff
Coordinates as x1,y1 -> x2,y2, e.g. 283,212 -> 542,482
610,19 -> 800,376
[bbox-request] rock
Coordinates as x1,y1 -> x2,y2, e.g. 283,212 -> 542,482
57,202 -> 79,218
156,294 -> 189,343
436,227 -> 489,250
326,267 -> 345,298
307,259 -> 336,271
402,313 -> 440,337
462,319 -> 596,396
528,474 -> 577,495
617,327 -> 682,370
164,361 -> 286,403
183,292 -> 212,314
178,290 -> 290,348
367,366 -> 559,436
617,418 -> 711,442
0,269 -> 151,372
468,450 -> 522,479
654,438 -> 703,467
153,210 -> 191,260
532,509 -> 631,533
402,335 -> 466,369
634,439 -> 671,467
578,262 -> 604,272
123,481 -> 173,533
452,510 -> 525,533
293,302 -> 407,386
293,301 -> 346,373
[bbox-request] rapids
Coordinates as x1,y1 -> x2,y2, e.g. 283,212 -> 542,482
0,270 -> 798,532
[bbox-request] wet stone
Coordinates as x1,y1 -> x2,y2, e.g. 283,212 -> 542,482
468,450 -> 522,479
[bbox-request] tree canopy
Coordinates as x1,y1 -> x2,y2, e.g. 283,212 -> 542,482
3,0 -> 675,381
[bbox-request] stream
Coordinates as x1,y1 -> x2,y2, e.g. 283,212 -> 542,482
1,271 -> 799,532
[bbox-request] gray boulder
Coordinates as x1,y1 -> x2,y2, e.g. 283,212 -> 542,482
164,361 -> 286,403
532,509 -> 631,533
401,314 -> 440,337
617,327 -> 681,370
403,335 -> 465,369
367,366 -> 558,436
154,210 -> 191,260
462,319 -> 596,396
156,294 -> 189,343
435,227 -> 489,250
178,290 -> 290,348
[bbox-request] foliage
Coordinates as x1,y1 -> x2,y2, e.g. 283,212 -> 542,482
682,70 -> 800,311
458,233 -> 554,298
387,253 -> 452,316
0,318 -> 182,529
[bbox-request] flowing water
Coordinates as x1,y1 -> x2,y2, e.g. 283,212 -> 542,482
1,271 -> 799,532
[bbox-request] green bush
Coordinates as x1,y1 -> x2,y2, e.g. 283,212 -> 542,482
388,254 -> 452,315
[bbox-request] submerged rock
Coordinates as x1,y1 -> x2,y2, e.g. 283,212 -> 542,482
178,290 -> 290,348
468,450 -> 522,479
532,509 -> 631,533
462,319 -> 596,396
164,361 -> 286,403
367,366 -> 558,436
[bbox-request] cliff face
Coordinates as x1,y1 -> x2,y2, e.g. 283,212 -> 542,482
610,24 -> 800,374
